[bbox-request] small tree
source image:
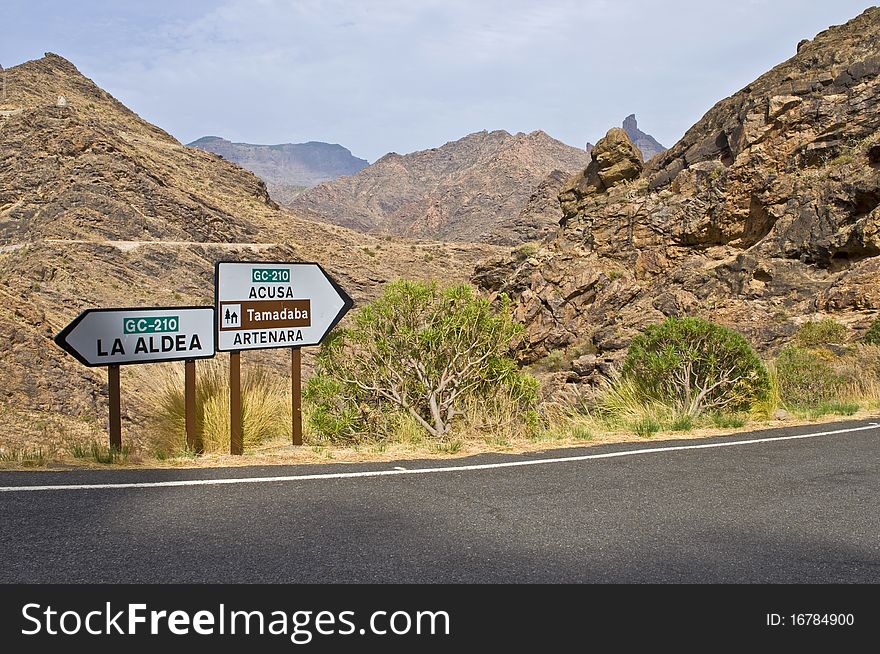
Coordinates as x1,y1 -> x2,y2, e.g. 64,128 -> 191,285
306,280 -> 537,440
621,317 -> 769,417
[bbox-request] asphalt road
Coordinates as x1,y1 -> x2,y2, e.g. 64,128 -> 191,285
1,419 -> 878,583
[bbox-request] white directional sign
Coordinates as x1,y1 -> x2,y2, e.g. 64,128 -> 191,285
55,307 -> 216,367
215,261 -> 353,351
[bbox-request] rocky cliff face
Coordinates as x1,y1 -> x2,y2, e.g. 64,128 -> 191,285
188,136 -> 368,206
475,8 -> 880,390
484,169 -> 572,245
290,129 -> 593,244
0,54 -> 281,244
622,114 -> 665,161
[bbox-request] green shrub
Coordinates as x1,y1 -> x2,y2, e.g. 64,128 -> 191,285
86,442 -> 131,464
306,280 -> 538,442
834,401 -> 860,416
670,414 -> 695,432
532,349 -> 567,372
793,400 -> 859,419
775,345 -> 843,407
512,242 -> 540,262
864,317 -> 880,345
795,318 -> 846,347
710,413 -> 745,429
570,423 -> 595,440
433,439 -> 463,454
633,416 -> 661,438
621,317 -> 769,417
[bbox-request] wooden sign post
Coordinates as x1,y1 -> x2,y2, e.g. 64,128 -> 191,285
230,351 -> 242,455
291,347 -> 302,446
184,359 -> 203,453
108,364 -> 122,449
215,262 -> 353,454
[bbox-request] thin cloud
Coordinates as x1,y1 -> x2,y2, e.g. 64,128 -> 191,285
0,0 -> 873,160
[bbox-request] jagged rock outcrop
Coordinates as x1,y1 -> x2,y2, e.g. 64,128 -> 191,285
475,8 -> 880,388
561,128 -> 643,200
622,114 -> 666,161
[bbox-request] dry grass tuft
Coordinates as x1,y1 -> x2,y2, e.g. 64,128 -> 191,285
144,359 -> 289,455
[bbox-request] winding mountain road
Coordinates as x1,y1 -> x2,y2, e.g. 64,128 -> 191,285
1,419 -> 878,583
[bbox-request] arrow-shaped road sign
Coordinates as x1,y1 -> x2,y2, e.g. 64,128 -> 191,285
55,306 -> 216,367
215,261 -> 353,352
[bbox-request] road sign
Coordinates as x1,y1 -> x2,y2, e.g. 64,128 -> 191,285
55,307 -> 216,367
215,262 -> 353,351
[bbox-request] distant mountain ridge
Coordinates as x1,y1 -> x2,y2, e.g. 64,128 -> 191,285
291,129 -> 593,244
188,136 -> 368,205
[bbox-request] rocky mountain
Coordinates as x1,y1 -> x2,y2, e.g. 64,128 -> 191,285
622,114 -> 665,160
0,53 -> 501,447
188,136 -> 368,205
475,8 -> 880,395
290,129 -> 593,245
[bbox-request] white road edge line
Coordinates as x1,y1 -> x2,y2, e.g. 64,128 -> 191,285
1,422 -> 878,493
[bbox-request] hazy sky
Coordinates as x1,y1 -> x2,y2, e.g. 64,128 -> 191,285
1,1 -> 874,161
